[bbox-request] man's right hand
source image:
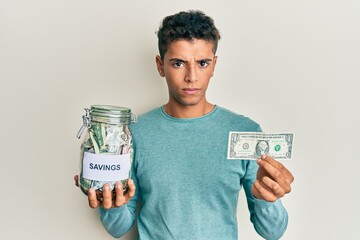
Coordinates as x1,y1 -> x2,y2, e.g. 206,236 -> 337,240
74,175 -> 136,210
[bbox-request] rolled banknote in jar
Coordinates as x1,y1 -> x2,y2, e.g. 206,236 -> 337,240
76,105 -> 137,200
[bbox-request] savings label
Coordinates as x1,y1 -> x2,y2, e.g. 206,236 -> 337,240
82,152 -> 130,181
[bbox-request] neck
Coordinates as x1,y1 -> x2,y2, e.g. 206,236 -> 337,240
163,101 -> 215,118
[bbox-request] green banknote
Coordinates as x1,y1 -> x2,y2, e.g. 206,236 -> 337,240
227,132 -> 294,160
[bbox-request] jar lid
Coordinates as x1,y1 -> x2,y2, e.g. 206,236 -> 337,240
90,105 -> 136,124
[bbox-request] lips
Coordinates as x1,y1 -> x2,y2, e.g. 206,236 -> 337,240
183,88 -> 200,95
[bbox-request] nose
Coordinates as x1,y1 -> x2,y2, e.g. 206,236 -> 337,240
185,64 -> 197,83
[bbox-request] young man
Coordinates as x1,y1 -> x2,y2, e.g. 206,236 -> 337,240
77,10 -> 294,240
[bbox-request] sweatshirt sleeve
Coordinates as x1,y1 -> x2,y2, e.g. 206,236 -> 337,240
99,163 -> 139,238
243,160 -> 289,240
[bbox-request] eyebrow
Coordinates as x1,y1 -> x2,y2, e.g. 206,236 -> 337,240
168,58 -> 213,63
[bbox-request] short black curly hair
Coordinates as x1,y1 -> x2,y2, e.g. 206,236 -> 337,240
157,10 -> 221,60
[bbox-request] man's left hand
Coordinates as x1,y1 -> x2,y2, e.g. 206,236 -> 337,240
251,155 -> 294,202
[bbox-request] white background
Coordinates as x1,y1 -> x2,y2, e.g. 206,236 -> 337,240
1,0 -> 359,239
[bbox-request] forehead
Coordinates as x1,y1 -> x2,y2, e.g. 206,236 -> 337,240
164,39 -> 215,59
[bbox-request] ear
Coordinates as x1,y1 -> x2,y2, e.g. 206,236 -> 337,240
155,55 -> 165,77
211,56 -> 218,77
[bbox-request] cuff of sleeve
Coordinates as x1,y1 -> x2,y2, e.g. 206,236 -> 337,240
99,204 -> 127,216
253,197 -> 282,208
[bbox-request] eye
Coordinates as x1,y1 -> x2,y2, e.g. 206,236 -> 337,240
199,60 -> 209,68
173,61 -> 184,68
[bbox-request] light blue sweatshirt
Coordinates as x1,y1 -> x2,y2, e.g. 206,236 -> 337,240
100,106 -> 288,240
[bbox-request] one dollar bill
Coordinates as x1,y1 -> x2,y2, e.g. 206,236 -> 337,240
227,132 -> 294,160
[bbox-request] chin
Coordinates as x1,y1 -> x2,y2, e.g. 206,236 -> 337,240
173,95 -> 205,107
179,100 -> 202,107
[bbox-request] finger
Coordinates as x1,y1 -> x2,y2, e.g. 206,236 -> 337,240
253,180 -> 278,202
260,176 -> 286,198
260,155 -> 286,171
261,155 -> 294,183
257,157 -> 291,189
258,159 -> 292,194
257,158 -> 286,183
102,184 -> 113,209
74,175 -> 79,187
251,184 -> 261,198
114,182 -> 126,207
88,188 -> 100,208
124,179 -> 136,203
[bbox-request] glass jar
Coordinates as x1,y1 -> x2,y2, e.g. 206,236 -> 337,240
76,105 -> 137,200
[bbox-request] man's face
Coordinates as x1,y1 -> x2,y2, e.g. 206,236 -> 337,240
258,141 -> 268,151
156,39 -> 217,107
